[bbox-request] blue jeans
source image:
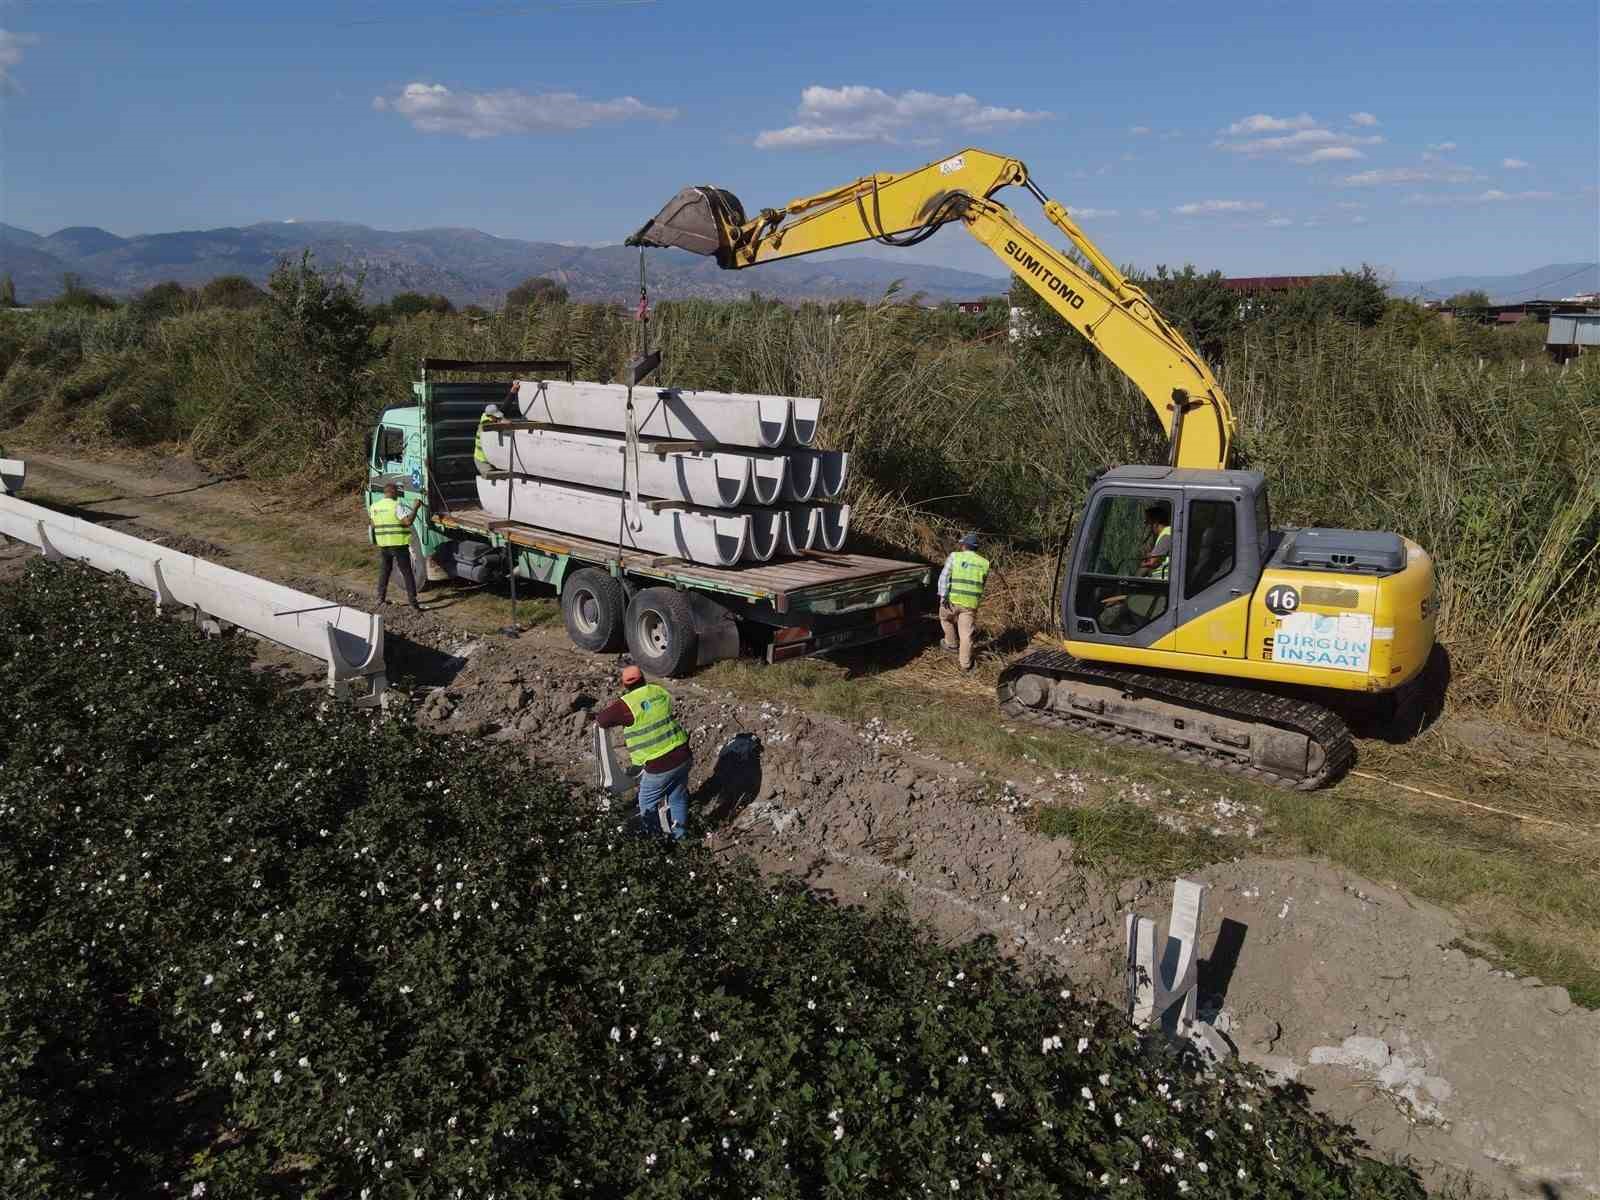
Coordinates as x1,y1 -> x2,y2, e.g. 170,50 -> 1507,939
636,758 -> 691,840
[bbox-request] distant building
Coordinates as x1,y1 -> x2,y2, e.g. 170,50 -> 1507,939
1438,299 -> 1591,325
1546,311 -> 1600,362
1220,275 -> 1336,294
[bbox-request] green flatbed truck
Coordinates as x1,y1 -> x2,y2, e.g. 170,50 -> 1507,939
365,358 -> 931,676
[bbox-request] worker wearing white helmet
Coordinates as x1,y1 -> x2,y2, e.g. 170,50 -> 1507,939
473,403 -> 502,477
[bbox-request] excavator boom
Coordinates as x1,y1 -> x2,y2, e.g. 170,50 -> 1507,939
629,148 -> 1235,470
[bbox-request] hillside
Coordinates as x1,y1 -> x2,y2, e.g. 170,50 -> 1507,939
0,219 -> 1007,305
1388,262 -> 1599,304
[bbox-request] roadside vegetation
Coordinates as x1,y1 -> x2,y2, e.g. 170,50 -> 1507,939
1,562 -> 1431,1198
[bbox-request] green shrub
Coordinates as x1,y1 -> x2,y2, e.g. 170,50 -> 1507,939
0,563 -> 1424,1198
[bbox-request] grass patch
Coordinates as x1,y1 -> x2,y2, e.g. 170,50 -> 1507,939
1033,800 -> 1238,878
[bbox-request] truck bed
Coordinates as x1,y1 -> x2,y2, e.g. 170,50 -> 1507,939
435,505 -> 929,614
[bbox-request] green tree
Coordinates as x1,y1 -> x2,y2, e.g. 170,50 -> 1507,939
386,291 -> 454,319
505,275 -> 569,311
1445,288 -> 1492,308
0,274 -> 16,307
198,274 -> 267,310
1278,265 -> 1389,328
132,280 -> 192,320
248,253 -> 384,469
51,272 -> 116,312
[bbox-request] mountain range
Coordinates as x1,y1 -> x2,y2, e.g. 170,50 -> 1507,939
1386,263 -> 1599,304
2,219 -> 1594,308
0,220 -> 1007,306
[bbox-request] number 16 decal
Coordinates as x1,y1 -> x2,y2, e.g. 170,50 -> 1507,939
1264,585 -> 1300,616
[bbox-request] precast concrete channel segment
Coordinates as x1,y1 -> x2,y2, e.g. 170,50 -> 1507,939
5,446 -> 1599,1198
515,379 -> 820,448
482,426 -> 850,508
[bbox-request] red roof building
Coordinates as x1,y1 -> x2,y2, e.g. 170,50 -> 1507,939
1220,275 -> 1337,294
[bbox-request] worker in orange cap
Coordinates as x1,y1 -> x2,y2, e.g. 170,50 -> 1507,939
593,661 -> 692,839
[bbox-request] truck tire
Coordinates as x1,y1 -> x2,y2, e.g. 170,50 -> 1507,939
562,568 -> 626,653
624,587 -> 699,678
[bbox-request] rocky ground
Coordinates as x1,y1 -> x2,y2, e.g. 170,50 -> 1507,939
2,450 -> 1596,1197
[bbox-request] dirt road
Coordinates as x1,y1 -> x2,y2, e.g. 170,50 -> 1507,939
5,447 -> 1597,1197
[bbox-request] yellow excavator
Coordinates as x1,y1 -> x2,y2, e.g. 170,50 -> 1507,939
629,148 -> 1437,788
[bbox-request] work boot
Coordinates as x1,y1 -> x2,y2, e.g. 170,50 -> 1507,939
410,601 -> 422,613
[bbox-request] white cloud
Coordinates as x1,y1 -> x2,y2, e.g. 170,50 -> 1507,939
1266,217 -> 1294,227
1068,207 -> 1118,219
1335,200 -> 1367,209
1130,125 -> 1151,135
1420,140 -> 1459,160
755,85 -> 1049,149
1215,115 -> 1382,161
375,82 -> 676,138
1502,157 -> 1530,169
1401,189 -> 1554,207
1224,112 -> 1317,134
1173,199 -> 1266,215
1349,111 -> 1379,126
1294,146 -> 1365,164
1341,165 -> 1481,186
1139,208 -> 1159,220
1472,188 -> 1552,203
0,28 -> 39,93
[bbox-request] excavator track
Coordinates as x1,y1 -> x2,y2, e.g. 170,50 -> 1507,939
997,649 -> 1353,790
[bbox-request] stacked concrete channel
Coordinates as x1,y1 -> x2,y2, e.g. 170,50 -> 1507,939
476,380 -> 850,567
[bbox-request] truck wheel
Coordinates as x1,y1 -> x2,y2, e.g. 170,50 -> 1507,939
624,587 -> 699,678
562,568 -> 626,653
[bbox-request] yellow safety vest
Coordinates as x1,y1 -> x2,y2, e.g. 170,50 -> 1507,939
621,683 -> 688,768
474,411 -> 495,464
946,549 -> 990,611
1151,525 -> 1171,581
368,497 -> 410,548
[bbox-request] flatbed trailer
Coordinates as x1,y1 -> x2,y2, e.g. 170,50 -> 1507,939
366,358 -> 931,676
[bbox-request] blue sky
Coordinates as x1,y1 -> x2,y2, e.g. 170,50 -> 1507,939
1,0 -> 1596,281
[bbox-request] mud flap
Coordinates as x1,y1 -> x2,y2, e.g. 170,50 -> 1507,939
688,592 -> 741,667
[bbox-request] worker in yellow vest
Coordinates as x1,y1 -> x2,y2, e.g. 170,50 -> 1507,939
473,404 -> 501,477
368,481 -> 421,610
1140,504 -> 1172,580
594,663 -> 692,840
938,530 -> 990,672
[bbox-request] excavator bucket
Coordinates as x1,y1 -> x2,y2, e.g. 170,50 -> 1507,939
627,186 -> 748,267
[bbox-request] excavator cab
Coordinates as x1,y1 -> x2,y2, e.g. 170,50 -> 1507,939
1065,466 -> 1264,660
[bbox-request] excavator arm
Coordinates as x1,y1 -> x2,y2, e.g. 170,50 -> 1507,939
629,148 -> 1235,471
